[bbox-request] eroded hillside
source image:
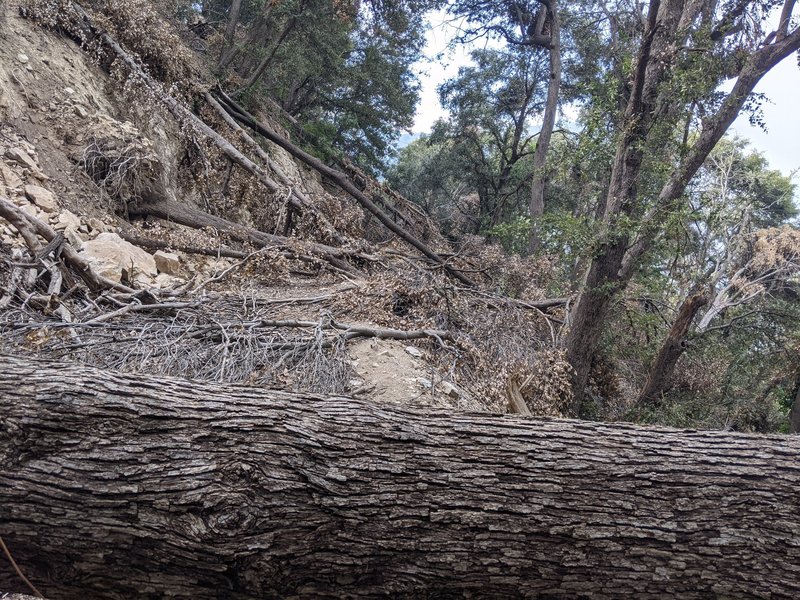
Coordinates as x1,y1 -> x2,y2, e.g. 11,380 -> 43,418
0,0 -> 569,417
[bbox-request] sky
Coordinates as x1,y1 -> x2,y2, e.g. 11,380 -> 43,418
411,12 -> 800,184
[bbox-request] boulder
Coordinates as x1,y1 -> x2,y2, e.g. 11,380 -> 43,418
53,210 -> 81,232
5,148 -> 39,172
153,250 -> 182,275
80,232 -> 157,286
24,184 -> 58,212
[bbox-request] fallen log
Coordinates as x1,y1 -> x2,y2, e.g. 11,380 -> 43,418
213,89 -> 478,287
2,355 -> 800,599
0,196 -> 134,294
129,198 -> 364,275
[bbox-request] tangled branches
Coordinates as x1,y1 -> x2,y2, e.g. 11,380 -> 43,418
81,134 -> 160,205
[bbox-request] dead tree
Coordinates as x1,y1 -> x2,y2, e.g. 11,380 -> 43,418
2,355 -> 800,599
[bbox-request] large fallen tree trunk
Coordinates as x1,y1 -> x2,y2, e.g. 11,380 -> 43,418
2,355 -> 800,599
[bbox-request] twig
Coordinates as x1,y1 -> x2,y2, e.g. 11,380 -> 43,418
0,534 -> 45,598
84,302 -> 197,324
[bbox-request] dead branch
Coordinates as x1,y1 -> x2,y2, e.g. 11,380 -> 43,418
246,317 -> 453,344
0,196 -> 134,294
129,198 -> 365,276
118,230 -> 248,259
85,301 -> 198,324
212,89 -> 478,288
506,377 -> 533,416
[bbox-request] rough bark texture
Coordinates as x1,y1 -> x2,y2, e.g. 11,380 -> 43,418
2,355 -> 800,599
637,293 -> 708,405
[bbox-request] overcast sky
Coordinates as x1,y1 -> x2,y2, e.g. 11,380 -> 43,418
411,14 -> 800,190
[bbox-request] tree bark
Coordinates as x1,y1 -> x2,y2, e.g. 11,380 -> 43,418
789,370 -> 800,434
528,0 -> 561,254
636,293 -> 708,405
2,355 -> 800,599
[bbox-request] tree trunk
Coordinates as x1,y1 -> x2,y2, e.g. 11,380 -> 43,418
636,293 -> 708,405
565,4 -> 800,410
528,0 -> 561,255
236,17 -> 298,96
790,371 -> 800,434
216,0 -> 242,70
2,356 -> 800,599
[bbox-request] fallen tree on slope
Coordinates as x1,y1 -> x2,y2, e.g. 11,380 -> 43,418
1,355 -> 799,599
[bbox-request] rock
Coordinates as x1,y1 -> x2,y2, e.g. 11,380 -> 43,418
20,203 -> 45,221
24,184 -> 58,212
0,162 -> 23,190
64,87 -> 75,95
64,226 -> 84,248
87,217 -> 108,233
405,346 -> 423,358
155,273 -> 184,289
153,250 -> 182,275
440,382 -> 460,399
79,232 -> 157,285
16,53 -> 29,64
78,224 -> 90,234
416,377 -> 433,389
54,210 -> 81,231
5,148 -> 39,172
74,105 -> 89,119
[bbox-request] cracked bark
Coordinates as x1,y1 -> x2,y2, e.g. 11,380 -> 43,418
1,355 -> 800,599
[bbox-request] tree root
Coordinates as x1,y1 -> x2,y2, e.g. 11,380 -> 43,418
68,2 -> 343,245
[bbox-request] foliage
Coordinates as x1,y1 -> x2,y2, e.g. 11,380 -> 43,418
206,0 -> 436,171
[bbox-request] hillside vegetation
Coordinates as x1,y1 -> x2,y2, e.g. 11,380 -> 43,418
0,0 -> 798,432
